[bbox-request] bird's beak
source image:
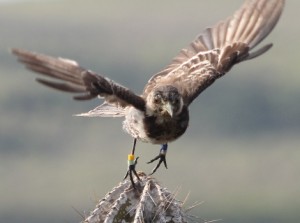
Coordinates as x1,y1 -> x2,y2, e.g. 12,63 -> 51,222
164,102 -> 173,117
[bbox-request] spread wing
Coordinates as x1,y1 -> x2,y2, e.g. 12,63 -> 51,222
143,0 -> 285,105
12,48 -> 145,113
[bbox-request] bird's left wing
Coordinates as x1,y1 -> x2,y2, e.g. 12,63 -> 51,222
143,0 -> 284,105
12,48 -> 145,113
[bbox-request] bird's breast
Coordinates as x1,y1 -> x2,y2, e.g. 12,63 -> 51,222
143,112 -> 189,144
123,106 -> 189,144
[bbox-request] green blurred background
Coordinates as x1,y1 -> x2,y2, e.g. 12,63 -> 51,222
0,0 -> 299,223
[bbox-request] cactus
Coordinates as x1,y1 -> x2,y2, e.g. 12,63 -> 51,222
84,172 -> 199,223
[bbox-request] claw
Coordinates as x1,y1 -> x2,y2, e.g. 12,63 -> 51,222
148,153 -> 167,175
147,144 -> 168,175
123,139 -> 141,189
124,156 -> 140,189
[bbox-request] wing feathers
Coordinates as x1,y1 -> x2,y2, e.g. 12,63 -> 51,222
245,43 -> 273,61
12,0 -> 284,111
12,48 -> 145,111
144,0 -> 284,105
36,78 -> 86,93
76,102 -> 125,117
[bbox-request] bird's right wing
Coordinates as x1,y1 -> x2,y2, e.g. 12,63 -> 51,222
12,48 -> 146,114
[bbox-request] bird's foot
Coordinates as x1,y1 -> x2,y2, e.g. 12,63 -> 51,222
123,154 -> 141,189
147,144 -> 168,175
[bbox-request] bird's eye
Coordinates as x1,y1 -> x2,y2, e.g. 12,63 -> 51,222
154,95 -> 161,103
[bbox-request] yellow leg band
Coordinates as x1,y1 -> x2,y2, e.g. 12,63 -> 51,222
128,154 -> 135,161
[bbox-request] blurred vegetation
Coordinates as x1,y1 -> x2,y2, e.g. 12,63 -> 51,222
0,0 -> 299,223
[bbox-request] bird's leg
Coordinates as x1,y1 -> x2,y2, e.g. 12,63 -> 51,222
147,143 -> 168,175
123,138 -> 140,189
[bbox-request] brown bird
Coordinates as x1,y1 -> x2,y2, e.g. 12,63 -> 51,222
12,0 -> 285,187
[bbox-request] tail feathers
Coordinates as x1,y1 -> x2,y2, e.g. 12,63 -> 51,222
75,102 -> 125,117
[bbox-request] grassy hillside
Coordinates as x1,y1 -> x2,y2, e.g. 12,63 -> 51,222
0,1 -> 299,223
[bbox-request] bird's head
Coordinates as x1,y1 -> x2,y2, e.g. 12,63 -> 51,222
146,85 -> 183,118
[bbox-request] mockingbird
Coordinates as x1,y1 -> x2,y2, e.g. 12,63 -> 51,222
12,0 -> 285,187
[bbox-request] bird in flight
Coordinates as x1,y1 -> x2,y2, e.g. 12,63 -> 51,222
12,0 -> 284,187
